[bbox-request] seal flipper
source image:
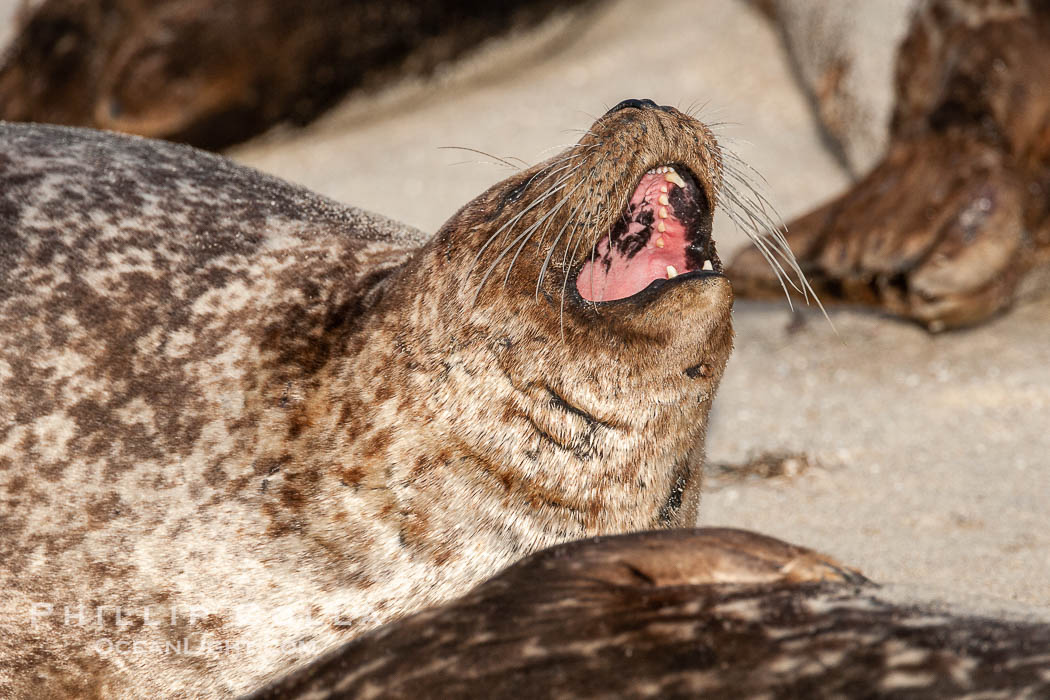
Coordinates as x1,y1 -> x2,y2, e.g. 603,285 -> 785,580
730,137 -> 1031,330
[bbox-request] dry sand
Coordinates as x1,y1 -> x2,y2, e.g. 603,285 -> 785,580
229,0 -> 1050,613
707,300 -> 1050,611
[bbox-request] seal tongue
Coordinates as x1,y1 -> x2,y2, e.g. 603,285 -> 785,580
577,167 -> 702,302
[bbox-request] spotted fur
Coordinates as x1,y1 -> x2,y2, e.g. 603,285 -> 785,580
1,104 -> 733,697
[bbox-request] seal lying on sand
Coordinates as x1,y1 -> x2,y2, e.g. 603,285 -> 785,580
0,100 -> 801,696
733,0 -> 1050,330
249,528 -> 1050,699
0,0 -> 589,149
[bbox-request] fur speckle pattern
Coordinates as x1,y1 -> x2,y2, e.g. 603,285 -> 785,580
1,104 -> 734,697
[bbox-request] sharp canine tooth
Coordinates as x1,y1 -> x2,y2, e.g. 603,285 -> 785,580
666,265 -> 677,278
659,207 -> 668,219
655,236 -> 665,247
666,171 -> 687,188
657,221 -> 666,232
702,259 -> 714,271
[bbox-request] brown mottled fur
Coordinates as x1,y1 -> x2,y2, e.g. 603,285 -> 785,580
733,0 -> 1050,329
0,104 -> 732,697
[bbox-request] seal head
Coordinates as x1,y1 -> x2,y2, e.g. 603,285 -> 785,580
301,99 -> 735,552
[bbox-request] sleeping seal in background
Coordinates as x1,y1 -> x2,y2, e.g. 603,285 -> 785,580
1,99 -> 799,696
0,0 -> 592,149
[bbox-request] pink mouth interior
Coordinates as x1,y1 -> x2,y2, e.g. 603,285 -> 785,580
576,171 -> 695,302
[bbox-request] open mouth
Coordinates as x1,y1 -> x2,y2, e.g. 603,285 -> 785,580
575,165 -> 721,303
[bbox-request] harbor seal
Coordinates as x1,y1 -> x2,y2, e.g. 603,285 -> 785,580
249,528 -> 1050,699
0,100 -> 790,696
732,0 -> 1050,330
0,0 -> 590,149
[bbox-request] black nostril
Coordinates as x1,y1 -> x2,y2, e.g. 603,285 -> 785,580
606,98 -> 659,115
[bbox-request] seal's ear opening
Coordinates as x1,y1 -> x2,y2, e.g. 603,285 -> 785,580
576,165 -> 720,304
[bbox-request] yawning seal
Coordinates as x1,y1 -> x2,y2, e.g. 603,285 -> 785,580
0,100 -> 800,696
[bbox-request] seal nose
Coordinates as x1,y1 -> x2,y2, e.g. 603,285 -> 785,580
606,98 -> 659,115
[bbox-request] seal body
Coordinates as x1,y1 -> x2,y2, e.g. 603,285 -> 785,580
733,0 -> 1050,329
249,528 -> 1050,700
1,101 -> 737,697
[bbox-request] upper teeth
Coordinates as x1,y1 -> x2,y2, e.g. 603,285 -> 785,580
665,171 -> 687,189
666,265 -> 678,279
645,166 -> 687,189
702,260 -> 714,271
